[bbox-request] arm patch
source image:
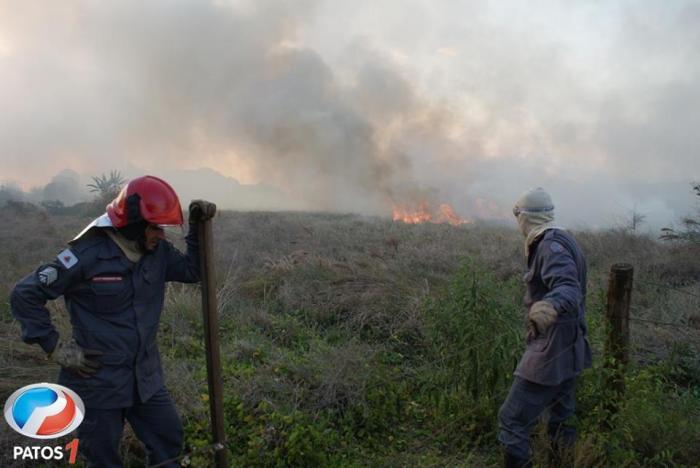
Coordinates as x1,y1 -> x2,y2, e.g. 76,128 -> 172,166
550,241 -> 564,253
57,248 -> 78,269
38,267 -> 58,286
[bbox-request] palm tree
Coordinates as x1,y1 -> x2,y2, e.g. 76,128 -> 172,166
87,170 -> 126,199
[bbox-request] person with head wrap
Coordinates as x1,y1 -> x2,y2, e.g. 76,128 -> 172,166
498,187 -> 592,468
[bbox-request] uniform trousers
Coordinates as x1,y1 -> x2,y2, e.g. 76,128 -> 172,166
497,376 -> 577,460
78,386 -> 183,468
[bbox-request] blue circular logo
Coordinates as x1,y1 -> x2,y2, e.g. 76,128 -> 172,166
4,383 -> 85,439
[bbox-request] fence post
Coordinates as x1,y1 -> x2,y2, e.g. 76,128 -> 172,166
198,211 -> 228,468
603,263 -> 633,425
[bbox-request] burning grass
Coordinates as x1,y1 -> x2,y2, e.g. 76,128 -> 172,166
392,201 -> 471,226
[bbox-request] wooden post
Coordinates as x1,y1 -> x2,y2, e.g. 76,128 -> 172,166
198,210 -> 228,468
603,263 -> 633,422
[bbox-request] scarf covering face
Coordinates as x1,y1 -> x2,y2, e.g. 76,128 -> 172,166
513,187 -> 564,253
517,211 -> 565,254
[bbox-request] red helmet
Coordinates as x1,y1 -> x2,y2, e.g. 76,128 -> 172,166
106,175 -> 183,228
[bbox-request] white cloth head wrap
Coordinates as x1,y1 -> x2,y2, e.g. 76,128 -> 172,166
513,187 -> 564,251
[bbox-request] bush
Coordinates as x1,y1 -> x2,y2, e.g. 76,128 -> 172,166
575,341 -> 700,466
407,262 -> 523,452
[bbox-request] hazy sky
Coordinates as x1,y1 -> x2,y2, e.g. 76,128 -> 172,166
0,0 -> 698,228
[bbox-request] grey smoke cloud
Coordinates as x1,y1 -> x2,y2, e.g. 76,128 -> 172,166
0,169 -> 87,206
0,0 -> 698,228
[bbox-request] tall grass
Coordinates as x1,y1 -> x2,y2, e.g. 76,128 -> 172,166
1,208 -> 699,466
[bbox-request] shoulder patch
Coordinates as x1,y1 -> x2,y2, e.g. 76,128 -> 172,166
57,248 -> 79,269
550,241 -> 564,253
38,266 -> 58,286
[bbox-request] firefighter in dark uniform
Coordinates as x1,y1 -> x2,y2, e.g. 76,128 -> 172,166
10,175 -> 216,468
498,187 -> 592,468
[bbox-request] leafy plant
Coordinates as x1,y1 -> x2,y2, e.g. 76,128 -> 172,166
414,262 -> 523,450
87,170 -> 126,199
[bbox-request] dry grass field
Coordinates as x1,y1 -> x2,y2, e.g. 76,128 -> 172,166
1,206 -> 699,466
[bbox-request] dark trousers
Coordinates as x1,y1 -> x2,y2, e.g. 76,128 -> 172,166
78,386 -> 183,468
497,376 -> 576,461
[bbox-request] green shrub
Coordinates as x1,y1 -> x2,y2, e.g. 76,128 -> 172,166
577,356 -> 700,467
407,262 -> 523,451
185,396 -> 339,467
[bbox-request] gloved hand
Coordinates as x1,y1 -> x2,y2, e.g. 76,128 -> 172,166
48,338 -> 103,378
189,199 -> 217,224
528,300 -> 558,336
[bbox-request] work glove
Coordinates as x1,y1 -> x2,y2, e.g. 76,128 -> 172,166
48,338 -> 103,378
528,300 -> 558,337
189,199 -> 217,224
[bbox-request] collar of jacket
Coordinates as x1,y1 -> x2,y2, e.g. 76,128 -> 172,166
525,223 -> 565,256
105,229 -> 143,263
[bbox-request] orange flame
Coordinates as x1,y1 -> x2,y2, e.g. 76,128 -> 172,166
392,202 -> 470,226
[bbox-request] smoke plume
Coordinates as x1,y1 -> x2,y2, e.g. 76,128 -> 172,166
0,0 -> 698,227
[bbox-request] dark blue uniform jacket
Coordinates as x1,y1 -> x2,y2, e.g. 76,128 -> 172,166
514,228 -> 593,385
10,226 -> 200,409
